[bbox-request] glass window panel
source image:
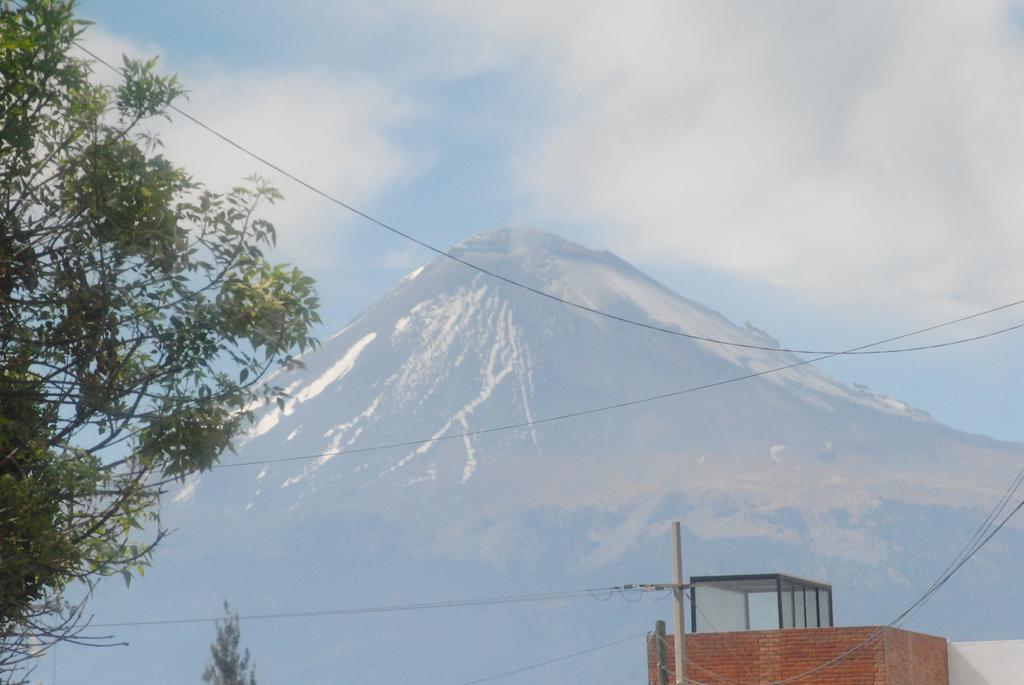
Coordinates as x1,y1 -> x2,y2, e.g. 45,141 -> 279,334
819,590 -> 832,627
693,585 -> 747,633
805,587 -> 818,627
780,581 -> 794,629
794,585 -> 806,628
748,592 -> 779,629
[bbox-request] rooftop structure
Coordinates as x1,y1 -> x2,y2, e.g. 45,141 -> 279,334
690,573 -> 833,633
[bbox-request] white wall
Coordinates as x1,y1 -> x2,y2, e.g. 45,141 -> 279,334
949,640 -> 1024,685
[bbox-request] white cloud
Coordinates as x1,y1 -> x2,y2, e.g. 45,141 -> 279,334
399,0 -> 1024,315
76,28 -> 418,270
74,3 -> 1024,317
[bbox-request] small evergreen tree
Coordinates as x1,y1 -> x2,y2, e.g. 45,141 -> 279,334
202,603 -> 257,685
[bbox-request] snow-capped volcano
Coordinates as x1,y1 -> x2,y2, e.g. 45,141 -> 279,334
184,228 -> 1006,517
80,229 -> 1024,685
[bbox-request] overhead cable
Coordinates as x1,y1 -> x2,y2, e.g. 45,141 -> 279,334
89,585 -> 669,629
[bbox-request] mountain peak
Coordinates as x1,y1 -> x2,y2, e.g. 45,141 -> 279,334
207,225 -> 966,510
451,227 -> 601,261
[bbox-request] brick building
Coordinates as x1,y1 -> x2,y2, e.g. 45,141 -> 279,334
646,625 -> 950,685
646,573 -> 950,684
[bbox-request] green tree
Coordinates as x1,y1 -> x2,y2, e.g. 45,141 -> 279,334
202,603 -> 257,685
0,0 -> 319,676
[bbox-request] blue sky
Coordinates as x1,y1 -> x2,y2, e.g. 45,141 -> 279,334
76,0 -> 1024,443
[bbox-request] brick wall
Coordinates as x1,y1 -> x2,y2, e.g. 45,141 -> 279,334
646,627 -> 949,685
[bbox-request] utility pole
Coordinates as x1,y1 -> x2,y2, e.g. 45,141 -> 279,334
672,521 -> 687,685
655,619 -> 669,685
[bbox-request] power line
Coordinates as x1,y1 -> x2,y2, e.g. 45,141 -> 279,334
813,468 -> 1024,682
206,300 -> 1024,471
66,38 -> 1024,357
454,631 -> 646,685
88,585 -> 670,629
766,494 -> 1024,685
671,467 -> 1024,685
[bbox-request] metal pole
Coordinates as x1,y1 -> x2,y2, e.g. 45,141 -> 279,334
672,521 -> 687,685
655,620 -> 668,685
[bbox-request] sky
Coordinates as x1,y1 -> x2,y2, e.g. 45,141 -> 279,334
74,0 -> 1024,443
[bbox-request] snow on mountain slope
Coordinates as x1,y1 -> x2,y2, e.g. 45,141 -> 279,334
177,228 -> 1018,537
